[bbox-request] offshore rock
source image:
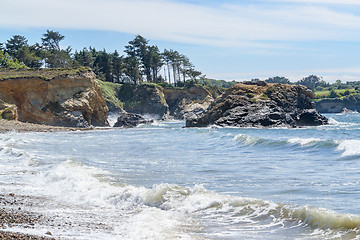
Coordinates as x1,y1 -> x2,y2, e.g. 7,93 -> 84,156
113,112 -> 153,128
0,69 -> 109,127
186,82 -> 328,128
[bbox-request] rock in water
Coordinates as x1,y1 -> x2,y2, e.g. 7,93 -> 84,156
113,112 -> 153,128
186,82 -> 328,128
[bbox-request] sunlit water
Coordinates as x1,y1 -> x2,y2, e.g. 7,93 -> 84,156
1,113 -> 360,239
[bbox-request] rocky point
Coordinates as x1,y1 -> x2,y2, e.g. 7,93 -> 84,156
186,81 -> 328,128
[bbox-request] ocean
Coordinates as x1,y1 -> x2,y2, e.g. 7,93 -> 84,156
1,113 -> 360,239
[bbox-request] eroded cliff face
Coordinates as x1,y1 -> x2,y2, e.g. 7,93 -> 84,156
163,86 -> 223,120
117,83 -> 169,119
315,97 -> 360,113
0,69 -> 109,127
186,81 -> 328,128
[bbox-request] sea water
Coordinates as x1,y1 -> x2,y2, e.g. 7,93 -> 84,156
1,113 -> 360,239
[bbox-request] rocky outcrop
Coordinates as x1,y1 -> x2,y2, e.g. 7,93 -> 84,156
163,86 -> 223,120
0,69 -> 109,127
113,112 -> 153,128
0,99 -> 17,120
186,81 -> 328,128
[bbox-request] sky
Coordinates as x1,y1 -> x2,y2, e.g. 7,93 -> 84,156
1,0 -> 360,83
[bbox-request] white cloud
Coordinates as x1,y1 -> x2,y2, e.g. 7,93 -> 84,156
208,67 -> 360,83
266,0 -> 360,5
1,0 -> 360,48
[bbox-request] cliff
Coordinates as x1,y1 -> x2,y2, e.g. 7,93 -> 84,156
186,81 -> 328,128
315,95 -> 360,113
0,68 -> 109,127
97,81 -> 222,120
163,85 -> 223,120
117,83 -> 169,119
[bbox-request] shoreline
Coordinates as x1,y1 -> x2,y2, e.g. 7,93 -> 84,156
0,194 -> 56,240
0,119 -> 94,133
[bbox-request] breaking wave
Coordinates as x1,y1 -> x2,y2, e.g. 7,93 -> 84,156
336,140 -> 360,157
22,159 -> 359,239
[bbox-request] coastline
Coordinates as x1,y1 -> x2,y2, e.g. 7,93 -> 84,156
0,120 -> 67,239
0,119 -> 93,133
0,194 -> 56,240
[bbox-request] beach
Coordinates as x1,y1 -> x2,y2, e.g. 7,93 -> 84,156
0,120 -> 88,239
0,193 -> 55,240
0,115 -> 360,239
0,119 -> 93,133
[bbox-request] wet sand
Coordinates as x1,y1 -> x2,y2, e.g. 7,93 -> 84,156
0,119 -> 92,133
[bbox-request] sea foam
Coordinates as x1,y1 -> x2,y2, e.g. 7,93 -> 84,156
288,137 -> 322,146
336,140 -> 360,157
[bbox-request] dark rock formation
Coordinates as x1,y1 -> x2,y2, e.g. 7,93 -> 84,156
113,112 -> 153,128
0,69 -> 109,127
186,82 -> 328,128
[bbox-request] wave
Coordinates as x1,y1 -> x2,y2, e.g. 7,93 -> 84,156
233,134 -> 265,145
336,140 -> 360,158
25,159 -> 360,239
328,117 -> 340,125
233,133 -> 360,159
233,134 -> 336,150
0,147 -> 359,239
287,137 -> 336,148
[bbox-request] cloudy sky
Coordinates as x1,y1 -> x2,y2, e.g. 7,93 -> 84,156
1,0 -> 360,82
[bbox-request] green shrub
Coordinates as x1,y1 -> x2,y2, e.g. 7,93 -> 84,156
327,89 -> 340,98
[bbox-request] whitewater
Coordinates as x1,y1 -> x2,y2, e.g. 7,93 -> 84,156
1,113 -> 360,239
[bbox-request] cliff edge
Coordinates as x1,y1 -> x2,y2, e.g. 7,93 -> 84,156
0,68 -> 109,127
186,81 -> 328,128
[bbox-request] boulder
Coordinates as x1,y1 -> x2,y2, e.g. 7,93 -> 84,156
0,100 -> 17,121
186,82 -> 328,128
113,112 -> 153,128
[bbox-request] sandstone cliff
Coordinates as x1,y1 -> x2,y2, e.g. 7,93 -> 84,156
186,81 -> 328,128
0,68 -> 109,127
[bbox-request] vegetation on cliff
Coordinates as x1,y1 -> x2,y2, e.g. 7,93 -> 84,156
1,31 -> 204,87
0,67 -> 91,81
96,80 -> 124,111
3,30 -> 360,117
96,78 -> 224,120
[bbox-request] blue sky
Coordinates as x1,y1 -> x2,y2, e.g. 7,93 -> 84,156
1,0 -> 360,83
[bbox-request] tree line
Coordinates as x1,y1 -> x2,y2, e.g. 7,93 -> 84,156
1,30 -> 358,93
0,30 -> 203,85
